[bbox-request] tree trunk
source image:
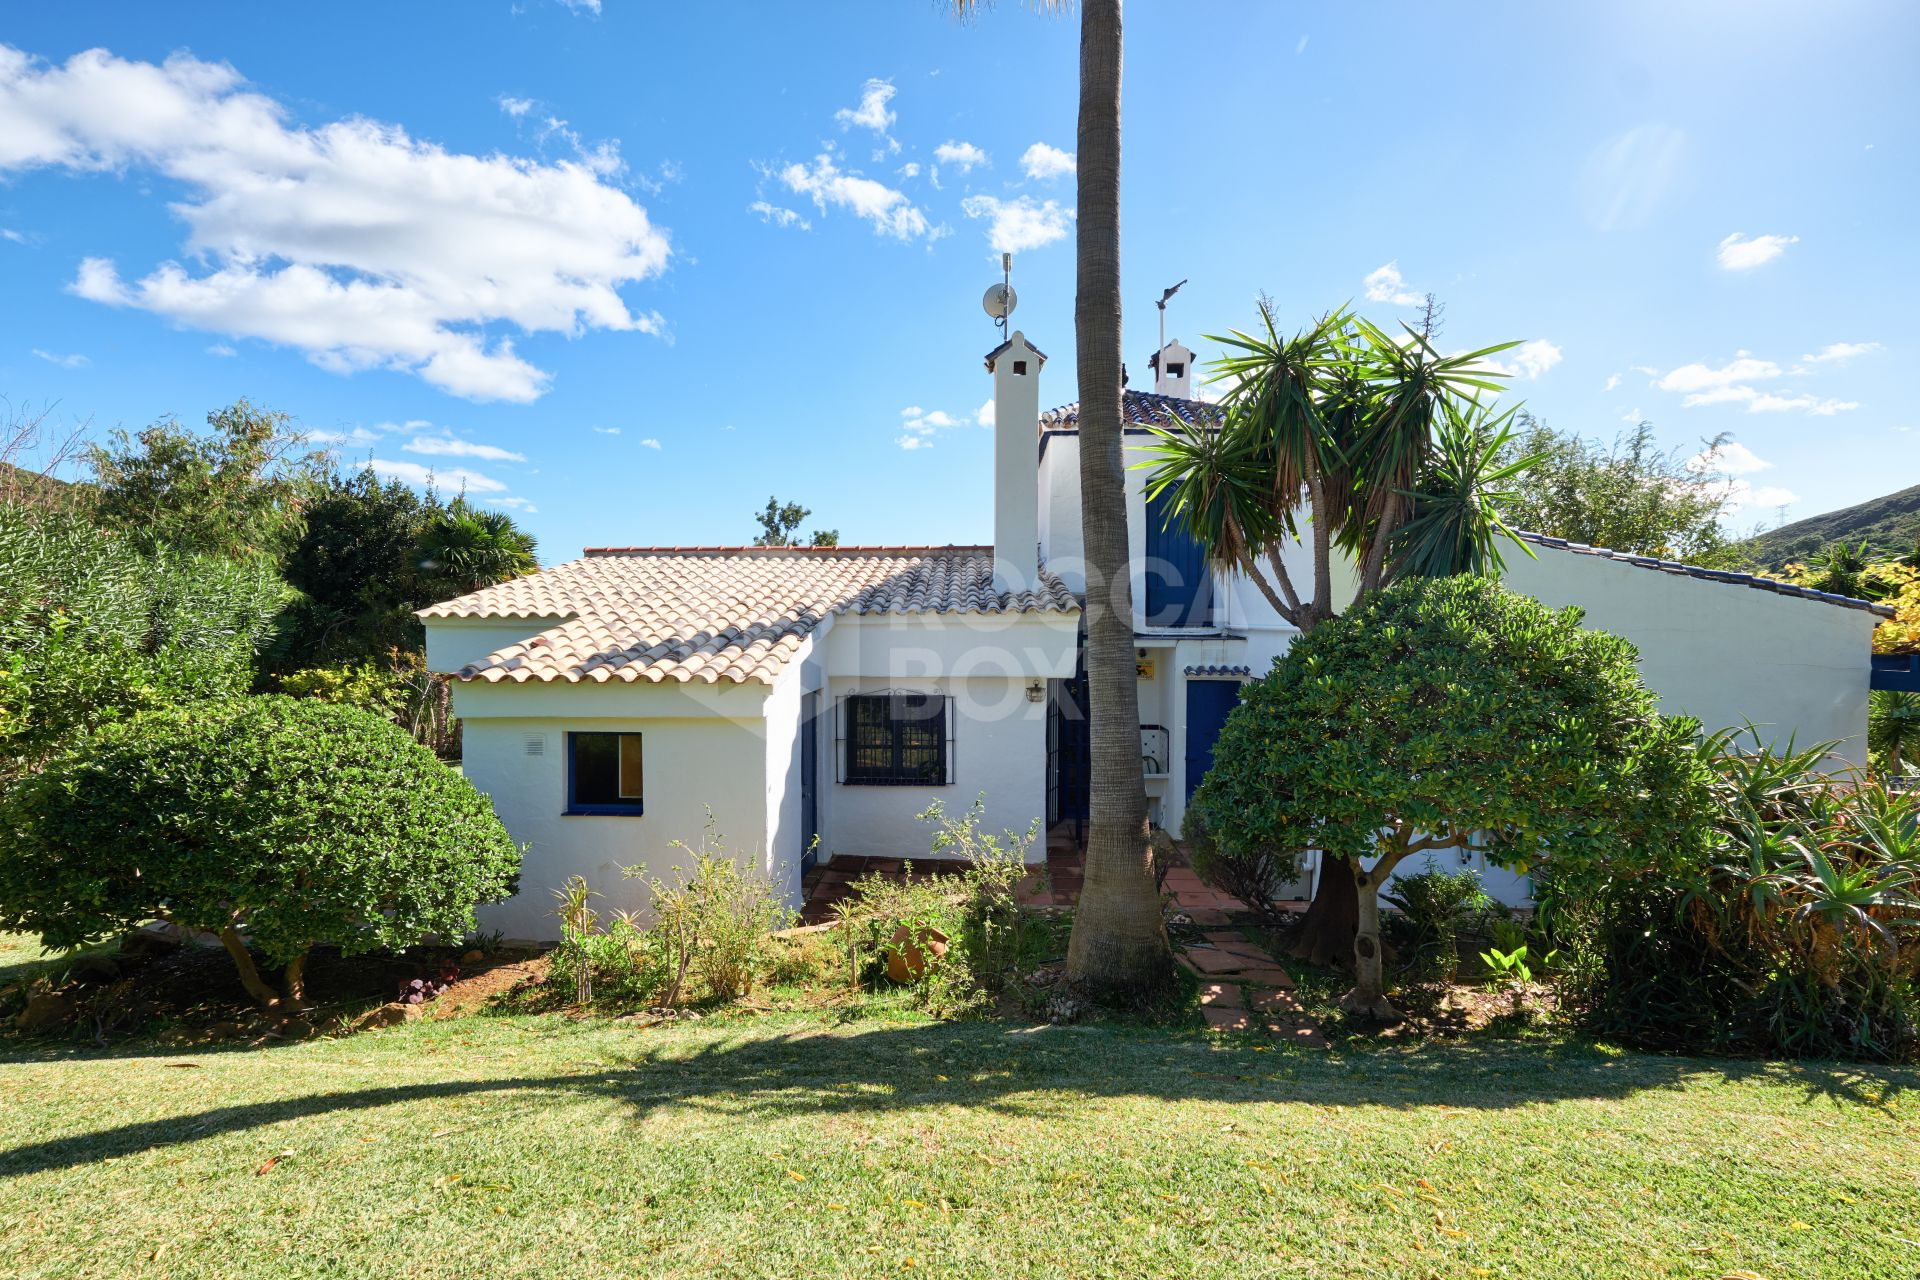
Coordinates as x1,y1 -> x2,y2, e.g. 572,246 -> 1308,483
1341,839 -> 1410,1022
284,952 -> 309,1008
1286,854 -> 1357,968
1064,0 -> 1171,999
219,924 -> 282,1007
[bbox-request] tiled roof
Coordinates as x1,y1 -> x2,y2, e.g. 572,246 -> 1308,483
1184,664 -> 1253,678
1516,532 -> 1896,618
420,546 -> 1079,686
1040,389 -> 1224,434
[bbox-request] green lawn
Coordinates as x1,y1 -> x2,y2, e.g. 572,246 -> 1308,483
2,995 -> 1915,1279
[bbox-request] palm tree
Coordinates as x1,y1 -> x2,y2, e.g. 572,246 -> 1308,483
949,0 -> 1168,994
416,498 -> 538,598
1141,304 -> 1531,966
1870,690 -> 1920,779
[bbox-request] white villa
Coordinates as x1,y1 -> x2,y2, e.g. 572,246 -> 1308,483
422,327 -> 1889,940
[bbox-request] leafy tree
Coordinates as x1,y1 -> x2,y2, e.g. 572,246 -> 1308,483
0,503 -> 287,781
0,697 -> 520,1006
1191,576 -> 1700,1019
751,497 -> 838,547
416,497 -> 539,597
275,467 -> 434,671
1496,417 -> 1747,568
1144,303 -> 1532,965
86,399 -> 327,561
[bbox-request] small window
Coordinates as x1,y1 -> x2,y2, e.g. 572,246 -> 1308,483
1012,359 -> 1028,376
567,732 -> 644,815
843,693 -> 951,786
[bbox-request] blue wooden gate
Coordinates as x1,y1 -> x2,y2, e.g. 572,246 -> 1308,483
1184,679 -> 1241,803
1144,485 -> 1212,627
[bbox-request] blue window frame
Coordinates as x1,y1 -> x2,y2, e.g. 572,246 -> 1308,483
566,731 -> 644,815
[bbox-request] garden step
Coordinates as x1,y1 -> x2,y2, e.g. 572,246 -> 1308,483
1250,988 -> 1304,1015
1230,966 -> 1296,989
1182,948 -> 1259,975
1196,982 -> 1244,1008
1202,1005 -> 1256,1033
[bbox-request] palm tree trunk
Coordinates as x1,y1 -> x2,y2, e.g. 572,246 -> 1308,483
1064,0 -> 1171,998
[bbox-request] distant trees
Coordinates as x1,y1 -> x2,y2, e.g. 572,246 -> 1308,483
1496,417 -> 1747,568
752,497 -> 839,547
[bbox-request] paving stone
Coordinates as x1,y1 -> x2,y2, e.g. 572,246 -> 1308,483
1197,982 -> 1244,1008
1182,948 -> 1256,975
1186,907 -> 1232,925
1233,966 -> 1297,989
1267,1017 -> 1327,1048
1250,988 -> 1304,1015
1202,1005 -> 1255,1033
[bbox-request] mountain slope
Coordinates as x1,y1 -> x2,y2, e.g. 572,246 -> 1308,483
1746,482 -> 1920,567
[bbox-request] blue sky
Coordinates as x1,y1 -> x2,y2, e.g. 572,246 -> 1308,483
2,2 -> 1913,561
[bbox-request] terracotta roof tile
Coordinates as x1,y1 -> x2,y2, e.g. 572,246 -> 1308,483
420,546 -> 1078,686
1039,389 -> 1224,434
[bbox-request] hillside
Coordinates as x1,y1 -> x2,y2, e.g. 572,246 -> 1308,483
1745,482 -> 1920,568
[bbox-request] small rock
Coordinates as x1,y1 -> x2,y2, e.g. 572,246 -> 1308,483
1046,992 -> 1091,1024
13,991 -> 73,1034
350,1002 -> 424,1033
66,953 -> 122,986
460,950 -> 485,966
118,923 -> 185,959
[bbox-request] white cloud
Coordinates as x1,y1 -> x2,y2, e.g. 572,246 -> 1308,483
1510,339 -> 1562,380
1620,406 -> 1644,424
591,425 -> 620,435
1690,441 -> 1772,475
1802,341 -> 1881,364
497,95 -> 534,118
488,495 -> 538,514
834,78 -> 898,154
961,194 -> 1071,254
1716,231 -> 1798,271
0,45 -> 671,402
308,424 -> 383,448
370,458 -> 507,492
206,342 -> 237,357
1655,355 -> 1783,396
1,227 -> 27,243
777,154 -> 933,241
1604,373 -> 1621,391
1362,261 -> 1423,307
1717,479 -> 1800,515
897,405 -> 968,450
1296,34 -> 1310,55
749,200 -> 811,231
1747,392 -> 1857,416
976,398 -> 994,428
899,161 -> 920,179
933,140 -> 988,172
555,0 -> 601,14
1019,143 -> 1075,181
30,347 -> 87,368
640,437 -> 661,450
403,433 -> 527,463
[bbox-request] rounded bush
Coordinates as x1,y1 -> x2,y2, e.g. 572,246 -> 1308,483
0,696 -> 519,969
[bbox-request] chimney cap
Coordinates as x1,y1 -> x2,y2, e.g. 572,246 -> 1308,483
984,331 -> 1049,373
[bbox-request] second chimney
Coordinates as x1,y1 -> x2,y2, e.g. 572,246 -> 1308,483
985,330 -> 1044,595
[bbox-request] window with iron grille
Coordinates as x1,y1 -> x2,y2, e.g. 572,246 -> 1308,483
840,692 -> 953,786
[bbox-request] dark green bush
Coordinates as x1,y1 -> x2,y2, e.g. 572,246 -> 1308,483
1184,804 -> 1298,919
0,696 -> 519,1005
1382,866 -> 1490,983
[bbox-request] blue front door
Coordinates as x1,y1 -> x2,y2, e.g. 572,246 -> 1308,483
1184,679 -> 1241,803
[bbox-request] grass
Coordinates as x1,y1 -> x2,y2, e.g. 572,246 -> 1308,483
3,973 -> 1916,1279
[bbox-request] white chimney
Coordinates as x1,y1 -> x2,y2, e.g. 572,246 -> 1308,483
985,330 -> 1044,594
1150,338 -> 1195,399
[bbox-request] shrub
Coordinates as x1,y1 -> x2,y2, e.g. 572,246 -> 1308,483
837,798 -> 1048,1018
1185,803 -> 1298,919
0,696 -> 520,1006
638,822 -> 793,1005
549,878 -> 670,1009
1381,867 -> 1491,983
1545,729 -> 1920,1061
1191,575 -> 1707,1019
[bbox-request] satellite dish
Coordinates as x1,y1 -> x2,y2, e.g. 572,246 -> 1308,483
982,282 -> 1018,320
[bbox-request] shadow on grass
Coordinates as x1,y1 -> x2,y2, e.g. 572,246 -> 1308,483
2,1015 -> 1912,1180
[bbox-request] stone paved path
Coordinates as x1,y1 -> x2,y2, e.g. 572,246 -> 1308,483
1178,931 -> 1326,1047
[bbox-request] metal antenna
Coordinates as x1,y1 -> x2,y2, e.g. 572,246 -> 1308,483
1156,279 -> 1186,366
997,253 -> 1012,335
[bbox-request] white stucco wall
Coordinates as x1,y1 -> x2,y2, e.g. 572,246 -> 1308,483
1501,546 -> 1876,761
424,617 -> 573,674
818,673 -> 1052,863
448,679 -> 773,941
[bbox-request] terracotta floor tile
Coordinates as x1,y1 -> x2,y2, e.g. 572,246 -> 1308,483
1233,967 -> 1297,989
1250,988 -> 1304,1015
1181,948 -> 1255,975
1202,1005 -> 1255,1033
1197,982 -> 1244,1008
1267,1018 -> 1327,1048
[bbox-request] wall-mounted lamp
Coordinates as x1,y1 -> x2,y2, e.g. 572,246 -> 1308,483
1025,680 -> 1045,703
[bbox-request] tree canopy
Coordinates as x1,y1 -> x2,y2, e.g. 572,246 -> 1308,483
752,497 -> 839,547
1191,575 -> 1706,1016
